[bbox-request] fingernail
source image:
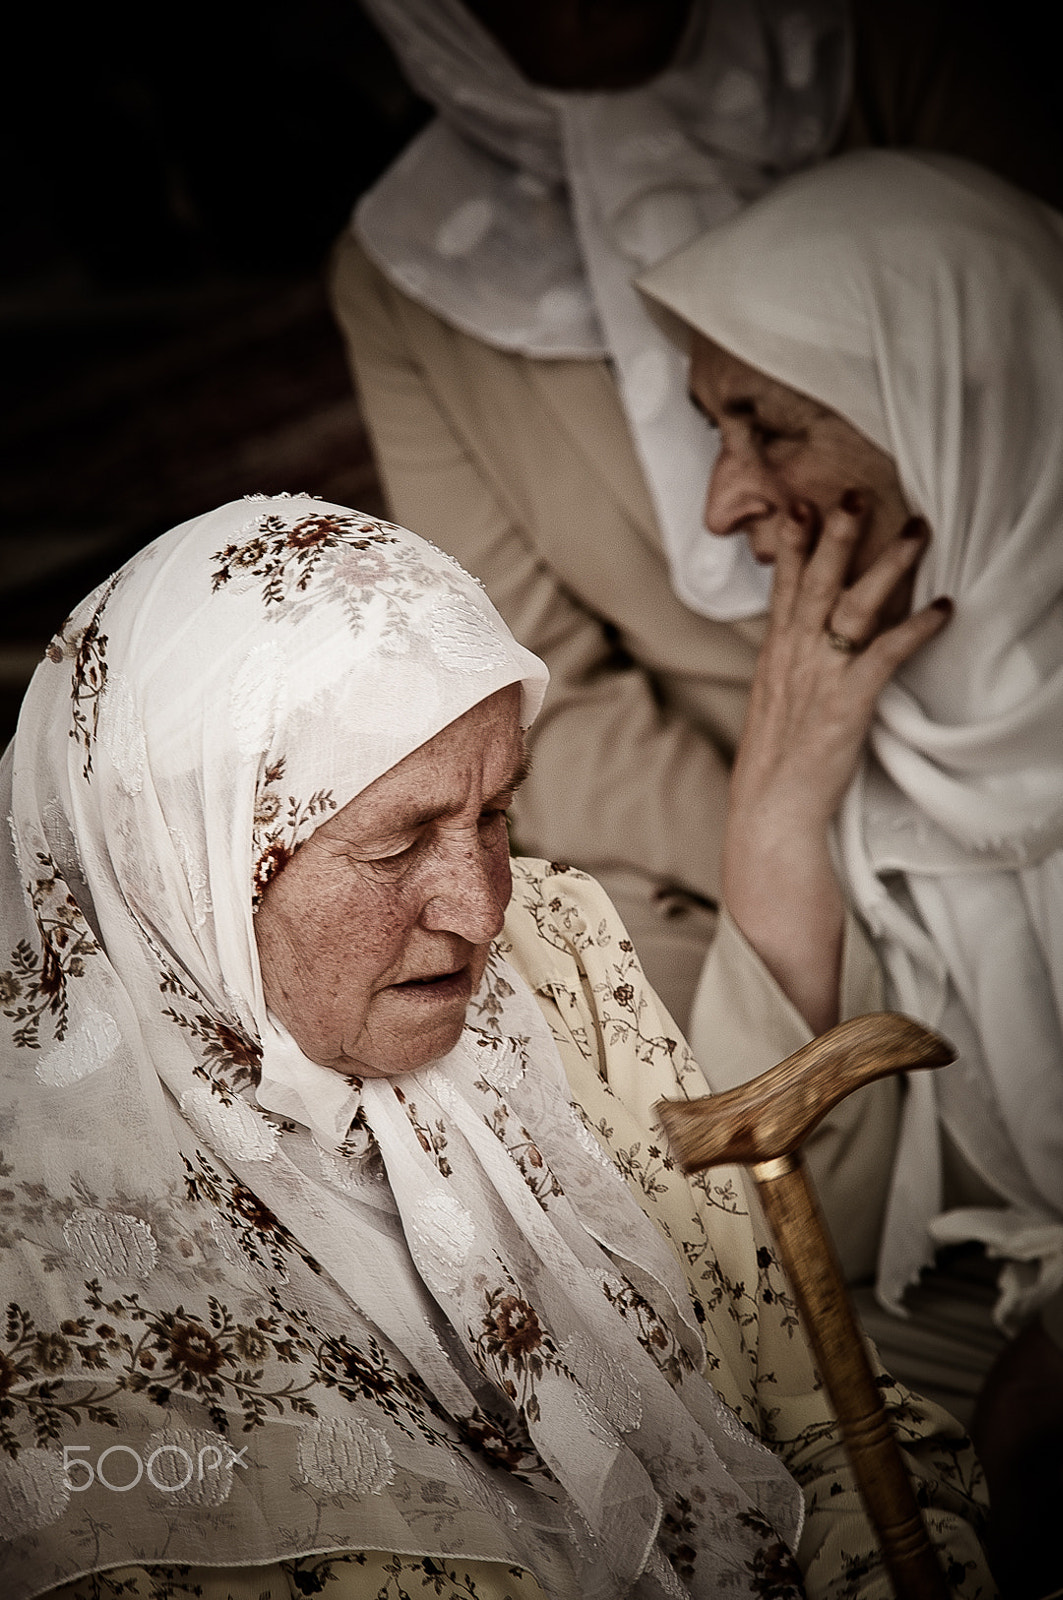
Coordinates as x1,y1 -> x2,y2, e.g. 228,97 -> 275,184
932,596 -> 953,616
840,489 -> 864,515
902,516 -> 929,539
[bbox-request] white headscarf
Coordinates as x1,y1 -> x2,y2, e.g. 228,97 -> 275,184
639,150 -> 1063,1324
0,496 -> 802,1598
352,0 -> 850,620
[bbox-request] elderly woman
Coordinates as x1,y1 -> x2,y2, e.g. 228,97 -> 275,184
0,496 -> 988,1598
640,152 -> 1063,1588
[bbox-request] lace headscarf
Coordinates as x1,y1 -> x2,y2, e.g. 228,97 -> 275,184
0,496 -> 802,1598
639,150 -> 1063,1323
352,0 -> 849,620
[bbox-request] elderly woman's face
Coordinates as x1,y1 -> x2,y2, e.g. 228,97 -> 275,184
689,334 -> 915,592
255,685 -> 528,1078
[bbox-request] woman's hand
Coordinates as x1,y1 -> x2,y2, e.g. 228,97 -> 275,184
722,494 -> 951,1033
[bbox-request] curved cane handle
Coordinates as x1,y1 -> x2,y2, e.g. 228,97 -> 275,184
656,1011 -> 954,1172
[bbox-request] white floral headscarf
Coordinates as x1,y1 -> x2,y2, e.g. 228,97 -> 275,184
0,496 -> 801,1598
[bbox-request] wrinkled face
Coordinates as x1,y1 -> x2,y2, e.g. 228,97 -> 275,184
689,334 -> 915,593
255,685 -> 528,1078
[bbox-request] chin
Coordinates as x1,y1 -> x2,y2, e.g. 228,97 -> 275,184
337,1015 -> 471,1080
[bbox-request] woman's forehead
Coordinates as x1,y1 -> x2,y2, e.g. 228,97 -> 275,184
689,334 -> 828,421
319,686 -> 526,840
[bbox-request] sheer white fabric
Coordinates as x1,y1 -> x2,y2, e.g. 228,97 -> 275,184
0,496 -> 802,1598
352,0 -> 850,620
639,150 -> 1063,1323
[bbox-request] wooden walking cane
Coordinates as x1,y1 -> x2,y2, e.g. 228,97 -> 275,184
656,1012 -> 957,1600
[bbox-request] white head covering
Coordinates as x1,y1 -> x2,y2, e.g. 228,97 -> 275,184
0,495 -> 801,1597
640,150 -> 1063,1322
352,0 -> 850,620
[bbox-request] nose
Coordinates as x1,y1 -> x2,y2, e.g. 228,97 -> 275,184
420,835 -> 508,945
703,443 -> 777,540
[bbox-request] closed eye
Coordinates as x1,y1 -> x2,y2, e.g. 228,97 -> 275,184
365,831 -> 424,868
752,422 -> 803,453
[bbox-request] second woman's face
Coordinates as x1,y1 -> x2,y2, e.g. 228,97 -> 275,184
689,334 -> 914,584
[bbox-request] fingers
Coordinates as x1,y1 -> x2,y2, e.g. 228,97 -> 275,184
768,501 -> 820,627
791,490 -> 867,632
850,596 -> 953,698
765,494 -> 947,680
828,516 -> 928,644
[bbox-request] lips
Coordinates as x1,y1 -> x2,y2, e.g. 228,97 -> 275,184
389,966 -> 472,1001
395,964 -> 463,986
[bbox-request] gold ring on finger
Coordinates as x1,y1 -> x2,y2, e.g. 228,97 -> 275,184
825,627 -> 861,654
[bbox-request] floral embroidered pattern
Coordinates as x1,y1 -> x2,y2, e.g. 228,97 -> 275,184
0,1213 -> 480,1466
182,1151 -> 312,1283
465,953 -> 519,1037
158,960 -> 262,1100
754,1245 -> 801,1339
733,1508 -> 804,1598
471,1284 -> 564,1428
397,1087 -> 454,1179
0,1291 -> 318,1452
2,852 -> 98,1049
32,1552 -> 542,1600
211,511 -> 400,608
287,1552 -> 536,1600
54,574 -> 121,781
596,1274 -> 696,1388
503,858 -> 994,1573
592,939 -> 680,1067
0,838 -> 995,1595
479,1096 -> 559,1206
252,756 -> 336,906
456,1407 -> 543,1479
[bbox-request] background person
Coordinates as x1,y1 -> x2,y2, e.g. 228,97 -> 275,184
639,149 -> 1063,1595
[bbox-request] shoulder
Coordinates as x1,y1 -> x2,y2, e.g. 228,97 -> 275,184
503,857 -> 654,1012
505,857 -> 629,960
503,857 -> 695,1090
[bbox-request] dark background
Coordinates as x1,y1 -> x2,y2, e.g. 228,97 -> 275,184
0,1 -> 430,742
3,3 -> 1061,747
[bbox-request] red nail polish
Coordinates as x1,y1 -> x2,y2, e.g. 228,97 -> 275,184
840,489 -> 864,515
902,516 -> 928,539
932,596 -> 953,615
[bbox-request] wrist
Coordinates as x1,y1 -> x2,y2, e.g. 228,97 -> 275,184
722,825 -> 845,1036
